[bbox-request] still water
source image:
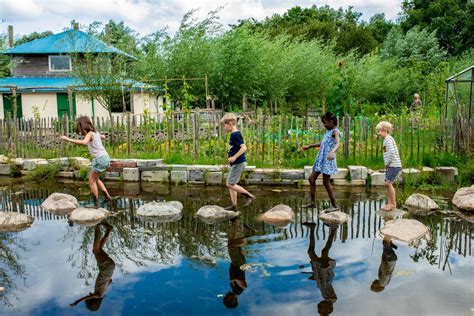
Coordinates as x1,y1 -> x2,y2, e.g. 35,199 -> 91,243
0,180 -> 472,315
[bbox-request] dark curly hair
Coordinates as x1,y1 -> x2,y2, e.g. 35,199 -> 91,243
321,112 -> 338,126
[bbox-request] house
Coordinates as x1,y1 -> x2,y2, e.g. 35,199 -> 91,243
0,27 -> 163,120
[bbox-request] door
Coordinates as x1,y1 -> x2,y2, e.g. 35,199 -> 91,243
2,93 -> 23,119
57,93 -> 76,118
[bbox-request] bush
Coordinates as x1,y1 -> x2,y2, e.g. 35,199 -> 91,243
25,163 -> 61,181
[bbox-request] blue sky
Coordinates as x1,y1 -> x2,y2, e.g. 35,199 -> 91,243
0,0 -> 403,36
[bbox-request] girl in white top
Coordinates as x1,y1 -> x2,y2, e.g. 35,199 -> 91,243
61,116 -> 112,208
376,121 -> 402,211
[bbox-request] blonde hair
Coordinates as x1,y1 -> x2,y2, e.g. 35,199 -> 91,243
220,113 -> 237,125
376,121 -> 393,133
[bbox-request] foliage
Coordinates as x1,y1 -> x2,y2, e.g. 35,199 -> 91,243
400,0 -> 474,55
24,163 -> 61,181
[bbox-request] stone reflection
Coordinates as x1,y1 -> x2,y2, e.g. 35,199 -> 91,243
71,222 -> 115,311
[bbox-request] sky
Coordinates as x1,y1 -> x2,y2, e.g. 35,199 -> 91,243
0,0 -> 403,37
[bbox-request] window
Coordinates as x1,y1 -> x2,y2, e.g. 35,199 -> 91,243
48,55 -> 72,72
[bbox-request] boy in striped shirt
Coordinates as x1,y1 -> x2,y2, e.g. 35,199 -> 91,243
376,121 -> 402,211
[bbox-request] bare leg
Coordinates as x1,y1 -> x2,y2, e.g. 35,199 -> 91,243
226,183 -> 252,196
384,182 -> 396,211
323,174 -> 337,208
89,171 -> 100,208
97,178 -> 111,199
304,171 -> 320,207
228,188 -> 238,206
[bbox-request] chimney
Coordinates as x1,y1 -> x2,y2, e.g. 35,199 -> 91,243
8,25 -> 14,48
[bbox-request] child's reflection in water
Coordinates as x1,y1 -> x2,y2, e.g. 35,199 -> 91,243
71,221 -> 115,311
303,223 -> 338,316
371,236 -> 398,293
223,218 -> 256,309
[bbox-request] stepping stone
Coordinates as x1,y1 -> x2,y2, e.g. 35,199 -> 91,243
380,219 -> 428,243
260,204 -> 294,227
196,205 -> 239,224
136,201 -> 183,223
404,193 -> 439,215
69,207 -> 109,227
0,212 -> 35,232
41,193 -> 79,215
452,186 -> 474,212
319,211 -> 349,225
376,208 -> 407,219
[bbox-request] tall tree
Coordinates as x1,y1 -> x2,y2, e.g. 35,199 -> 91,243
400,0 -> 474,55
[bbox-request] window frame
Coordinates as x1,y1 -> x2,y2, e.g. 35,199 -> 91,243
48,55 -> 72,72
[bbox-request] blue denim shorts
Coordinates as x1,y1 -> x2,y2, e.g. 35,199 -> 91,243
385,167 -> 402,183
92,155 -> 110,173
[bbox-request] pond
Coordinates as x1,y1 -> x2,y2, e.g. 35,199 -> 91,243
0,180 -> 472,315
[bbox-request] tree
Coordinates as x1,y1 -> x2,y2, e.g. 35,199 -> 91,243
380,26 -> 446,71
0,34 -> 10,77
14,31 -> 53,46
400,0 -> 474,55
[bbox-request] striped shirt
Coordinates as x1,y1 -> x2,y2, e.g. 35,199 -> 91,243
383,135 -> 402,167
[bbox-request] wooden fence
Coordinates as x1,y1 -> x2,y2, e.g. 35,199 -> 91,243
0,110 -> 472,166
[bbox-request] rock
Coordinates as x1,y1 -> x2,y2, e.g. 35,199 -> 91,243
41,193 -> 79,215
380,219 -> 428,243
206,172 -> 223,185
196,205 -> 239,224
170,171 -> 188,184
123,167 -> 140,181
330,168 -> 349,179
141,170 -> 169,182
261,204 -> 294,226
402,168 -> 420,175
333,179 -> 366,186
404,193 -> 439,214
370,172 -> 386,186
435,167 -> 457,183
0,212 -> 35,232
452,186 -> 474,212
421,166 -> 434,173
455,211 -> 474,223
348,165 -> 368,180
376,208 -> 407,220
319,211 -> 349,225
0,164 -> 11,176
69,207 -> 109,227
136,201 -> 183,222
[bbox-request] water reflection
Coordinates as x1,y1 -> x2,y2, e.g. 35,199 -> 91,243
223,218 -> 256,308
70,222 -> 115,311
303,223 -> 339,315
0,181 -> 472,315
371,237 -> 398,293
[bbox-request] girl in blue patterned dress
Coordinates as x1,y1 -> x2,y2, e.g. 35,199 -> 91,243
301,112 -> 340,210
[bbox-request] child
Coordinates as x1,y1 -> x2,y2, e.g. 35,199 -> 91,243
61,116 -> 112,208
300,112 -> 340,211
220,113 -> 255,210
376,121 -> 402,211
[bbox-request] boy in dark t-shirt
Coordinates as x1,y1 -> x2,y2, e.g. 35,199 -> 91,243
220,113 -> 255,210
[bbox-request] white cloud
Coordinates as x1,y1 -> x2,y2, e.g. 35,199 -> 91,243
0,0 -> 403,37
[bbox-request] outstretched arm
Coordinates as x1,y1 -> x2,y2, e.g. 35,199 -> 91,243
300,143 -> 321,151
61,132 -> 93,146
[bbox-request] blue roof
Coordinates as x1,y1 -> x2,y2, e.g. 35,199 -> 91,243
0,77 -> 160,93
1,29 -> 136,60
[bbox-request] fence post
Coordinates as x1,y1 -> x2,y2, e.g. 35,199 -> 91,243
127,112 -> 131,157
343,115 -> 350,159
